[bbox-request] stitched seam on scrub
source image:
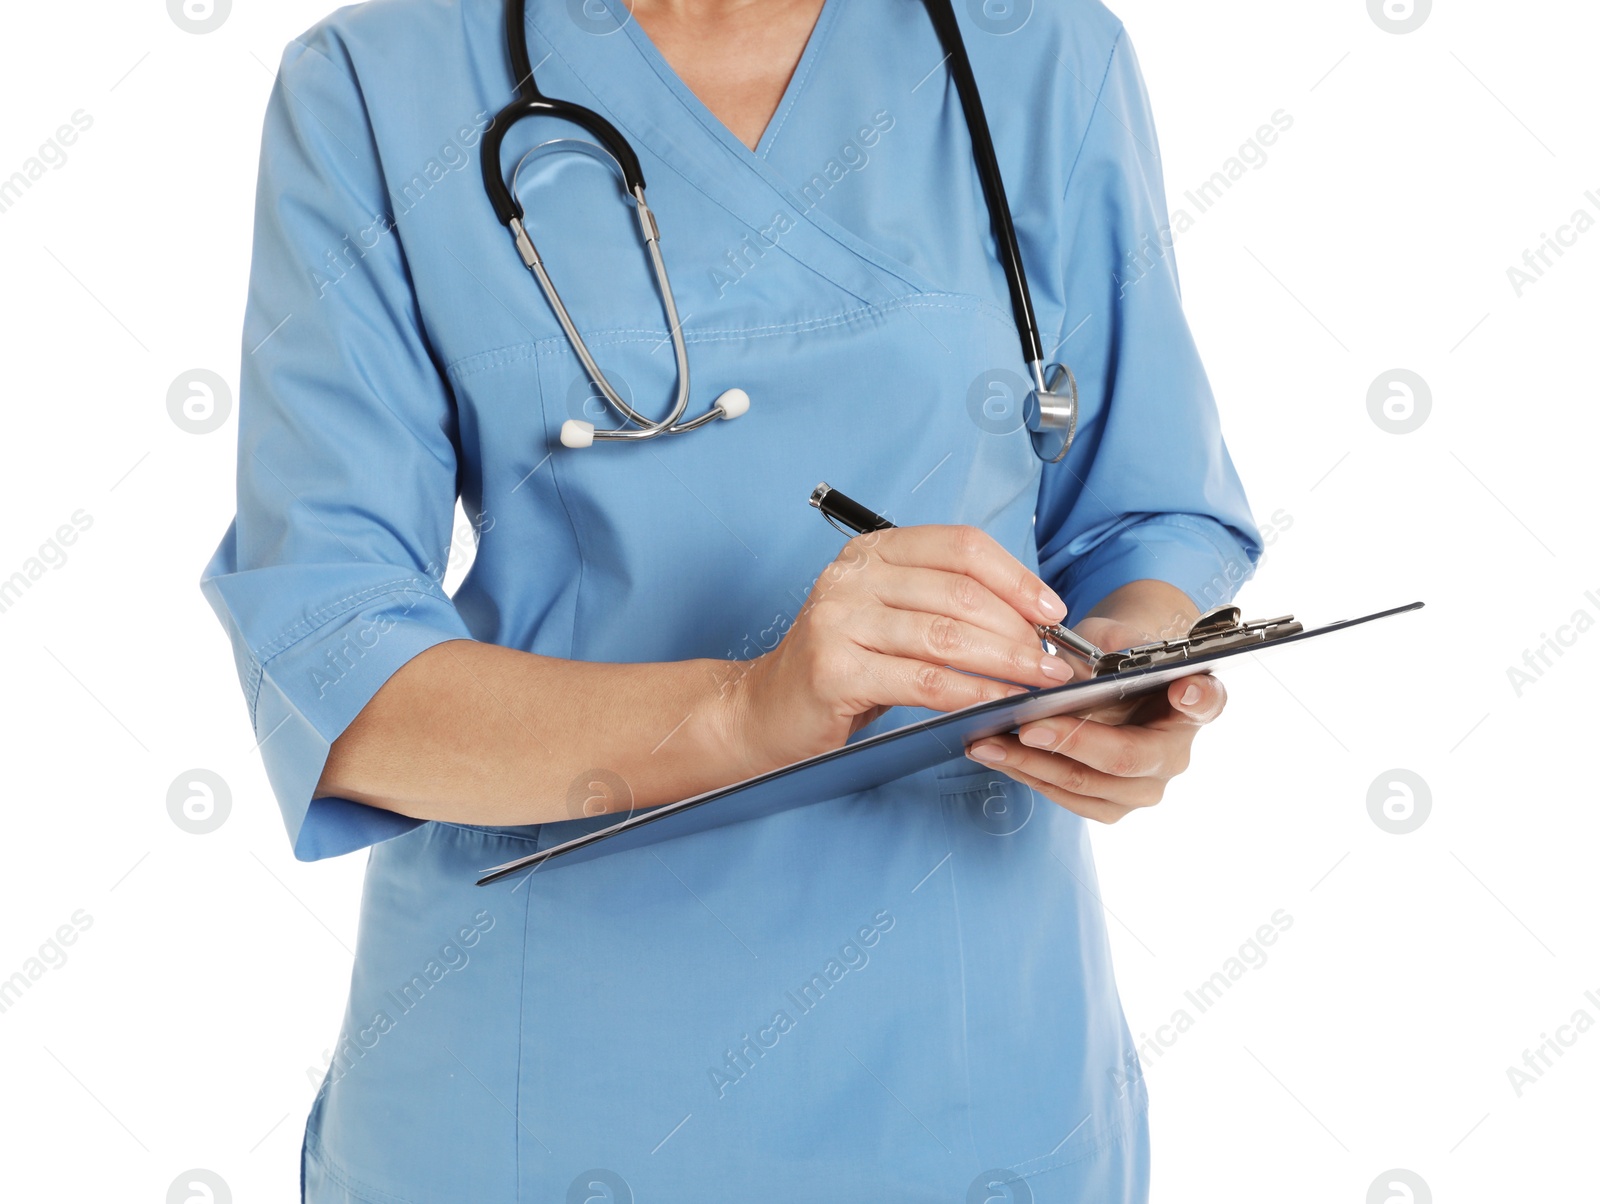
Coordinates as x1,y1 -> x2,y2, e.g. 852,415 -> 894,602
1004,1089 -> 1144,1179
529,7 -> 928,301
514,857 -> 533,1203
756,0 -> 838,161
443,295 -> 1014,380
544,357 -> 588,662
444,297 -> 1010,375
1058,25 -> 1126,205
534,354 -> 587,663
1142,512 -> 1251,569
1063,512 -> 1249,610
254,579 -> 442,665
277,37 -> 461,479
520,11 -> 877,303
937,775 -> 1138,1176
434,821 -> 541,844
248,579 -> 449,729
936,796 -> 986,1168
304,1132 -> 419,1204
243,655 -> 265,735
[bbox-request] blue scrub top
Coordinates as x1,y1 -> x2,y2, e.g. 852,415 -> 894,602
201,0 -> 1262,1199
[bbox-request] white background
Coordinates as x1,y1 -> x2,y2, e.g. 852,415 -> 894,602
0,0 -> 1594,1200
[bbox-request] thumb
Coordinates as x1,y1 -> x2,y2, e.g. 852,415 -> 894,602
1146,673 -> 1226,731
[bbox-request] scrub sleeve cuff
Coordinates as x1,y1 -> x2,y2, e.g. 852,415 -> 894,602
1057,513 -> 1259,623
205,568 -> 474,861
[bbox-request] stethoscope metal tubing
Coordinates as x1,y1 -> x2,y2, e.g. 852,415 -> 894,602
508,138 -> 694,437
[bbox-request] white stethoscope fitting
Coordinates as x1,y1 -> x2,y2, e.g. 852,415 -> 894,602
510,138 -> 751,450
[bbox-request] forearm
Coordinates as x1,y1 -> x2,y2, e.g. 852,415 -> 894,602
314,581 -> 1198,826
1085,578 -> 1200,641
315,640 -> 751,826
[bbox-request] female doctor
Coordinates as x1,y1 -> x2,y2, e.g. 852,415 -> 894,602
201,0 -> 1261,1199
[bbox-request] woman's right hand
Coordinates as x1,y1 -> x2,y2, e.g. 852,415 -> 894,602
722,525 -> 1076,777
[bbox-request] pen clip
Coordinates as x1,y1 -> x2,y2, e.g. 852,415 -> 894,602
819,511 -> 857,538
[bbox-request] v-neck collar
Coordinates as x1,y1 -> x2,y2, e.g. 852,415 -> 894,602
523,0 -> 944,304
605,0 -> 843,163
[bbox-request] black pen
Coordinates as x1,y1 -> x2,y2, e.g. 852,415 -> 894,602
808,482 -> 1106,664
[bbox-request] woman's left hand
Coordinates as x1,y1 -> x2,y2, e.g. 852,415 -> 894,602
963,614 -> 1228,824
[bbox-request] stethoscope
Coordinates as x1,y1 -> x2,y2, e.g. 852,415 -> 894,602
479,0 -> 1078,462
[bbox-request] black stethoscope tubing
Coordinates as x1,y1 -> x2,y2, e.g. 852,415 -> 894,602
480,0 -> 649,226
921,0 -> 1045,368
481,0 -> 1045,368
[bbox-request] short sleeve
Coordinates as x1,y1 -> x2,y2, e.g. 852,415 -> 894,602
199,34 -> 474,861
1035,27 -> 1263,620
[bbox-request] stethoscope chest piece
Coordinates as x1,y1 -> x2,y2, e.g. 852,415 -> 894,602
1024,362 -> 1078,464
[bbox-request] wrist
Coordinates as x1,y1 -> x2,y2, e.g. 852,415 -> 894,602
1085,579 -> 1199,642
696,654 -> 770,784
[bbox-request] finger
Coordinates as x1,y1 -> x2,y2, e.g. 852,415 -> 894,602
854,605 -> 1072,690
864,563 -> 1044,646
964,747 -> 1136,824
860,525 -> 1068,628
1144,673 -> 1228,732
1011,712 -> 1182,780
968,736 -> 1164,808
846,648 -> 1029,713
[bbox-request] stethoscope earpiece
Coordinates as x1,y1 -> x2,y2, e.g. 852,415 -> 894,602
560,388 -> 750,451
559,420 -> 596,450
714,388 -> 751,421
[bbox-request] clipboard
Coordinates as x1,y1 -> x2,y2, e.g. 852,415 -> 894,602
477,600 -> 1424,884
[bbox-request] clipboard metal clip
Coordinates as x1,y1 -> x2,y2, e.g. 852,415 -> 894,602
1089,605 -> 1304,677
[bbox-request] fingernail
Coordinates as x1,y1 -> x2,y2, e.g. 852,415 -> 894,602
1039,654 -> 1071,681
1037,586 -> 1067,621
1018,728 -> 1052,748
1181,682 -> 1202,706
968,743 -> 1006,763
